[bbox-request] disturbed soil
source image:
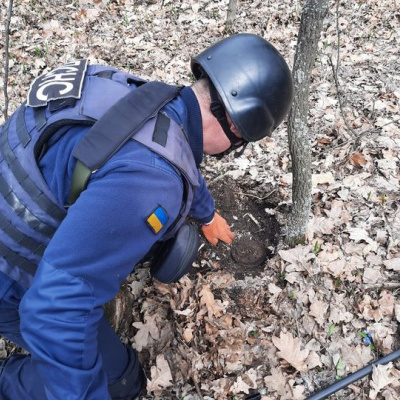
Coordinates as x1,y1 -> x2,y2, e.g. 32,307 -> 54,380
198,177 -> 281,279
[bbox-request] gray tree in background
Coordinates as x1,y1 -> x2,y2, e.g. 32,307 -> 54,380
226,0 -> 238,31
286,0 -> 329,247
2,0 -> 14,120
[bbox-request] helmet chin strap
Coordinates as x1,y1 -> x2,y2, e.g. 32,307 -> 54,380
208,80 -> 248,159
208,81 -> 240,144
211,141 -> 248,160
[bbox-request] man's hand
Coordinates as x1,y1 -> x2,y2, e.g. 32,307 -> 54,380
201,212 -> 235,245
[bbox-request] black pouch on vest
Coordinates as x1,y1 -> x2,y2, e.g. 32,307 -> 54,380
149,223 -> 200,283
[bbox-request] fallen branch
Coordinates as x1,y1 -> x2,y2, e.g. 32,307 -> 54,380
328,0 -> 357,138
3,0 -> 14,120
192,377 -> 204,400
363,282 -> 400,290
328,0 -> 394,148
243,212 -> 260,227
328,57 -> 358,139
330,121 -> 394,149
235,189 -> 277,201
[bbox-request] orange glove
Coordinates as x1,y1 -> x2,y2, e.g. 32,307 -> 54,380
201,212 -> 235,245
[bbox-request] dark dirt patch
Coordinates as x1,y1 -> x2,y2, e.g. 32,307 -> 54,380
195,177 -> 281,280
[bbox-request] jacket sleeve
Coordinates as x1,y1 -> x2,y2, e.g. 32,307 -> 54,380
19,153 -> 183,400
189,172 -> 215,224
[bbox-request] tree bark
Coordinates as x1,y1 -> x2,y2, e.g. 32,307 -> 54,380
2,0 -> 14,120
226,0 -> 238,31
286,0 -> 329,247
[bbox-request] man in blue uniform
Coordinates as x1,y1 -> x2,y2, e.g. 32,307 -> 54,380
0,34 -> 293,399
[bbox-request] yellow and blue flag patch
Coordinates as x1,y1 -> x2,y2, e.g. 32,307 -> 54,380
146,205 -> 169,234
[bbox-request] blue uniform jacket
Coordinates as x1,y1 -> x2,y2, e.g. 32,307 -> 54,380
9,86 -> 215,399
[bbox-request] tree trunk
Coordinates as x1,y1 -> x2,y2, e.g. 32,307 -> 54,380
2,0 -> 14,120
226,0 -> 238,31
285,0 -> 329,247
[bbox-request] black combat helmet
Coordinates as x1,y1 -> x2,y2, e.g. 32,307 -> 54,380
191,33 -> 294,142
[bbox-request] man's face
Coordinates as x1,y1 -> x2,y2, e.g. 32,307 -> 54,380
203,132 -> 231,155
203,113 -> 246,157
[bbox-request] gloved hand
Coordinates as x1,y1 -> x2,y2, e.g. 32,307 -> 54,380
201,212 -> 235,245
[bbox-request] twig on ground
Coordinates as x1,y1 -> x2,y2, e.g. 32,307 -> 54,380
209,172 -> 229,184
333,0 -> 340,83
235,189 -> 277,201
328,0 -> 359,139
328,55 -> 360,139
3,0 -> 14,120
330,122 -> 394,150
192,377 -> 204,400
364,282 -> 400,290
243,213 -> 261,227
381,204 -> 399,253
328,0 -> 396,150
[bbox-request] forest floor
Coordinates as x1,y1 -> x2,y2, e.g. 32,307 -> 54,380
1,0 -> 400,399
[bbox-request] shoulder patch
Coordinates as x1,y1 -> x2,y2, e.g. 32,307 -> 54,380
27,59 -> 88,107
146,205 -> 169,234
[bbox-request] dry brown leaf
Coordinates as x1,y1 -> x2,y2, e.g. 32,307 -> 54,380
209,272 -> 235,288
264,367 -> 288,396
329,306 -> 354,324
324,200 -> 346,221
381,388 -> 400,400
306,351 -> 322,370
182,324 -> 194,343
278,246 -> 314,269
359,295 -> 384,322
384,258 -> 400,271
369,363 -> 397,399
395,304 -> 400,323
339,339 -> 373,371
132,315 -> 159,351
268,282 -> 282,295
318,245 -> 342,263
316,137 -> 331,145
305,338 -> 321,352
199,284 -> 224,318
128,280 -> 145,297
288,379 -> 306,400
242,368 -> 258,389
347,227 -> 371,243
309,299 -> 329,326
272,331 -> 310,372
379,291 -> 395,317
324,259 -> 346,278
342,172 -> 371,188
229,376 -> 251,394
363,268 -> 383,284
205,378 -> 231,398
369,323 -> 396,354
328,294 -> 354,323
147,354 -> 173,394
313,216 -> 335,235
312,172 -> 335,186
350,152 -> 367,167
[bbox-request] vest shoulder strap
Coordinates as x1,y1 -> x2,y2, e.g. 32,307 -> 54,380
69,81 -> 181,205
